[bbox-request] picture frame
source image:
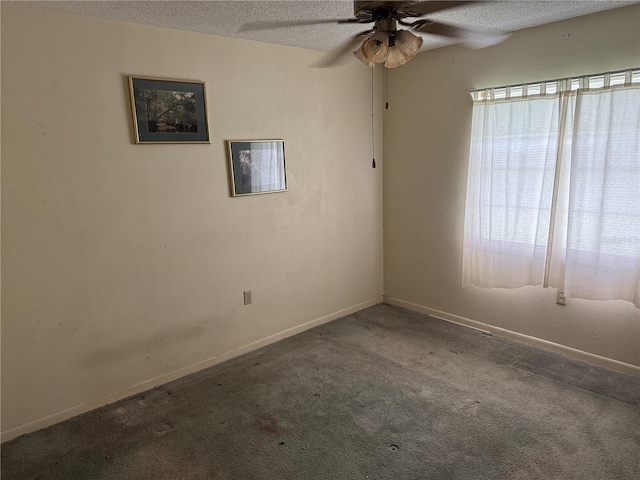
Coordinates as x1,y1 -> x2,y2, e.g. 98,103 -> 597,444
128,76 -> 210,144
227,140 -> 287,196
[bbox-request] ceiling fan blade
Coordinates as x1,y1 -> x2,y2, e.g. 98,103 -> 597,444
401,1 -> 476,17
411,20 -> 467,38
412,20 -> 511,48
239,18 -> 358,32
313,30 -> 373,68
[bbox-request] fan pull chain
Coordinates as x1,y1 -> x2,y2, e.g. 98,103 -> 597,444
385,68 -> 389,110
371,67 -> 376,168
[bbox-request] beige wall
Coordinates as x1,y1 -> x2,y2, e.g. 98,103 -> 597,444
384,5 -> 640,367
1,4 -> 384,440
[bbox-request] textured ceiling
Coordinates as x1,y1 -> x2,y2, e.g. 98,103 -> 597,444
26,1 -> 638,53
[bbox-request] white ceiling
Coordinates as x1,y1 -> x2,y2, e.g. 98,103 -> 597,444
26,1 -> 638,53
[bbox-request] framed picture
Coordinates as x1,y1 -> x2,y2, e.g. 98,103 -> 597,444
128,76 -> 210,144
227,140 -> 287,196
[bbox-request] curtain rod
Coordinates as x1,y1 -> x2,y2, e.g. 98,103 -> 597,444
469,67 -> 640,93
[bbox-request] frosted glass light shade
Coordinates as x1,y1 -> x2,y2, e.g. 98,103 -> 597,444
353,45 -> 375,67
361,31 -> 389,64
385,30 -> 423,68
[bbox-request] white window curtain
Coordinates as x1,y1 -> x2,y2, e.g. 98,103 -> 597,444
249,142 -> 286,192
463,69 -> 640,307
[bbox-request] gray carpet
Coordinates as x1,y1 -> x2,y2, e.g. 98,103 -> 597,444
2,304 -> 639,479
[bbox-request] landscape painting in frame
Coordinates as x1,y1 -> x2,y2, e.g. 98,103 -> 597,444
227,140 -> 287,196
129,76 -> 210,143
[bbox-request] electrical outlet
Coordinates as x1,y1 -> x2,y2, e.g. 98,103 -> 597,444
243,290 -> 252,305
556,291 -> 566,305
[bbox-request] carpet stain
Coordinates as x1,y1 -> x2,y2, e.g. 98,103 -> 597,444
453,399 -> 480,418
156,422 -> 175,435
108,407 -> 132,426
257,414 -> 279,435
354,403 -> 386,434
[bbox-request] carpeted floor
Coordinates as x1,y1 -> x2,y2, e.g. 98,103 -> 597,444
2,304 -> 639,479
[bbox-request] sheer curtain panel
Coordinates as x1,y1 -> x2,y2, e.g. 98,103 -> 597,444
463,69 -> 640,307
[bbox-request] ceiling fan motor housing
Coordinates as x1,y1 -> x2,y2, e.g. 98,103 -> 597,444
354,1 -> 423,21
355,1 -> 395,21
375,18 -> 398,45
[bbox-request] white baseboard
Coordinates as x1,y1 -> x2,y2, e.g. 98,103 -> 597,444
1,297 -> 382,443
383,296 -> 640,376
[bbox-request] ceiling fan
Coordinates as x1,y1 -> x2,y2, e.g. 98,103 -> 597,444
239,1 -> 509,68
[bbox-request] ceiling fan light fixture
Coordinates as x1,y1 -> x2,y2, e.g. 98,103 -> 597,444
384,29 -> 423,68
353,44 -> 375,67
361,31 -> 389,64
384,46 -> 408,68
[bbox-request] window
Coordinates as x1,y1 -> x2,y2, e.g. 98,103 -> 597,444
463,69 -> 640,307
